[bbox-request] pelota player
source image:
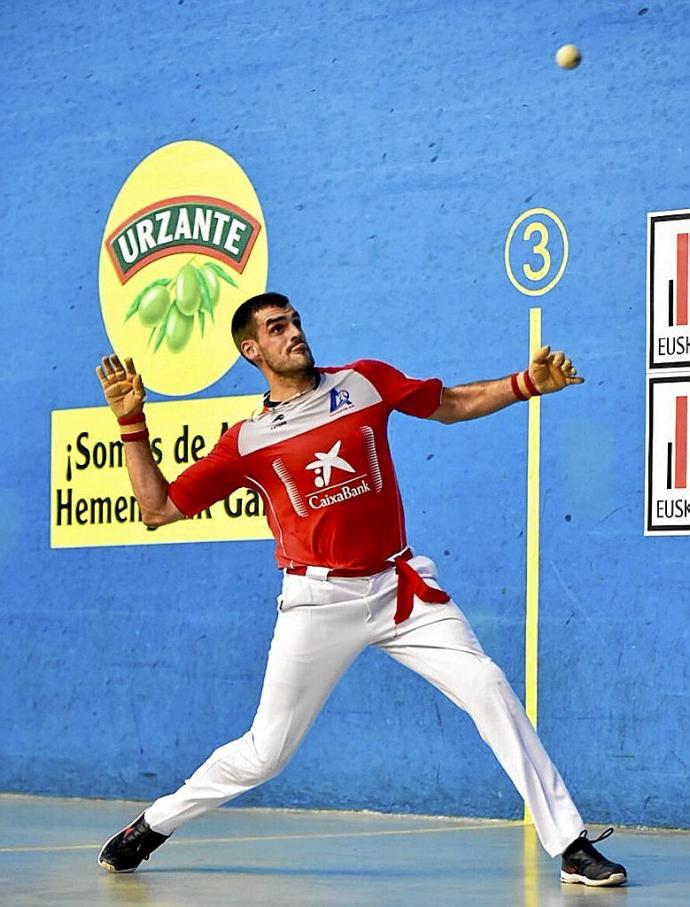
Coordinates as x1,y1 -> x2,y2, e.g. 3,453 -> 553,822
96,292 -> 627,887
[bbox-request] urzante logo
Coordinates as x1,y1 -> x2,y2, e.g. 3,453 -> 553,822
330,388 -> 354,413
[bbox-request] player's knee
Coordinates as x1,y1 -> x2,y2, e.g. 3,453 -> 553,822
198,731 -> 289,787
470,658 -> 509,703
251,735 -> 294,781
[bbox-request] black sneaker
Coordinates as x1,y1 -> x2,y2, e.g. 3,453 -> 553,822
561,827 -> 627,887
98,812 -> 170,873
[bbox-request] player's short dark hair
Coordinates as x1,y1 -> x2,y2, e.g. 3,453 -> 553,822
231,292 -> 291,358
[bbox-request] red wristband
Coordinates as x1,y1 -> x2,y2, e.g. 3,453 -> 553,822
510,373 -> 529,401
118,412 -> 146,426
121,429 -> 149,442
522,369 -> 541,398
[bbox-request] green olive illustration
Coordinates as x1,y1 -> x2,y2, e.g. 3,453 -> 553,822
166,304 -> 194,352
202,263 -> 220,306
176,264 -> 200,315
137,285 -> 170,326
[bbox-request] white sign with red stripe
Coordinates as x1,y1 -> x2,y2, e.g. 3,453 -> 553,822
646,212 -> 690,534
645,376 -> 690,534
648,210 -> 690,370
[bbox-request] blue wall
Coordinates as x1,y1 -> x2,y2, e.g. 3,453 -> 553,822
2,0 -> 689,829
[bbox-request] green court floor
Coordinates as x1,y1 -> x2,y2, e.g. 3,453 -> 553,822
1,794 -> 689,906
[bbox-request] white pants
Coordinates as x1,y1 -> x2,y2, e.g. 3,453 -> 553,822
145,556 -> 584,857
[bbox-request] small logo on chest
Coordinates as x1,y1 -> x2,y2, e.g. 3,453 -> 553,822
330,387 -> 354,413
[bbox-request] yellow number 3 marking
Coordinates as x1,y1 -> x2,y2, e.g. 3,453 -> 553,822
523,222 -> 551,281
504,207 -> 569,297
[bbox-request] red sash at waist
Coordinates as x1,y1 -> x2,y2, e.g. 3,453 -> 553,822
285,548 -> 450,624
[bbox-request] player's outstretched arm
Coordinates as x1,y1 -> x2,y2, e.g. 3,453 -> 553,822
429,345 -> 583,423
96,354 -> 184,527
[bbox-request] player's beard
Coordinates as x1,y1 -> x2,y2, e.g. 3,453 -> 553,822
262,341 -> 316,379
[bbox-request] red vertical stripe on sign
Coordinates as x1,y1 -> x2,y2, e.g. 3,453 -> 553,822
675,396 -> 688,489
677,234 -> 688,326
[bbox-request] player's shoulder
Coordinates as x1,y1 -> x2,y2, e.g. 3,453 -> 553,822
318,359 -> 397,379
216,418 -> 245,452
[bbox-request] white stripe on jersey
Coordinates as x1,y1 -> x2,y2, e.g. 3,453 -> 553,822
237,368 -> 383,456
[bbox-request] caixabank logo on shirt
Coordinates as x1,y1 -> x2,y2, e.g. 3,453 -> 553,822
98,141 -> 268,396
305,440 -> 371,509
272,432 -> 384,517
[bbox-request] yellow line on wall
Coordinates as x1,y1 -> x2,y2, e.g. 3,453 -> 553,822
524,306 -> 542,825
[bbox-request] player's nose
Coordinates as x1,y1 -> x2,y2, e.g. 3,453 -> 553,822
288,325 -> 306,345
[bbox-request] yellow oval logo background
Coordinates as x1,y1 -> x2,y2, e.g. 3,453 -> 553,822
99,141 -> 268,396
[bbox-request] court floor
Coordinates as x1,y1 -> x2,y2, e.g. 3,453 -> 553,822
1,794 -> 689,906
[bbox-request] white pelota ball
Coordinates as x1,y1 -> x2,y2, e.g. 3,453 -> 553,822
556,44 -> 582,69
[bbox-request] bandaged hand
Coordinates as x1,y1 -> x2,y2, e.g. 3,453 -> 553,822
96,354 -> 146,420
527,345 -> 584,395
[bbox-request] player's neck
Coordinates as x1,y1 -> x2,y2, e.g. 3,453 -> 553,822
265,368 -> 318,404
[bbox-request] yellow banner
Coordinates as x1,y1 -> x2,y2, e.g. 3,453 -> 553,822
51,395 -> 272,548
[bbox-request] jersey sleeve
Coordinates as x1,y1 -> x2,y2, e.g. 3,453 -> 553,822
167,422 -> 246,517
351,359 -> 443,418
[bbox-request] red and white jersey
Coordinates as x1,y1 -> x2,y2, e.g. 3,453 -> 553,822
168,360 -> 442,571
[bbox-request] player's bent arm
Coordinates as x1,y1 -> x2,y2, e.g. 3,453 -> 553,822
95,354 -> 183,528
429,345 -> 584,424
123,440 -> 185,527
430,377 -> 517,423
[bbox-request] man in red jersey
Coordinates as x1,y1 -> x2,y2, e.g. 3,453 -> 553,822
96,292 -> 627,887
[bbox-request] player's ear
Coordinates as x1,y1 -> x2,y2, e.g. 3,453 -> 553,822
241,337 -> 261,365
